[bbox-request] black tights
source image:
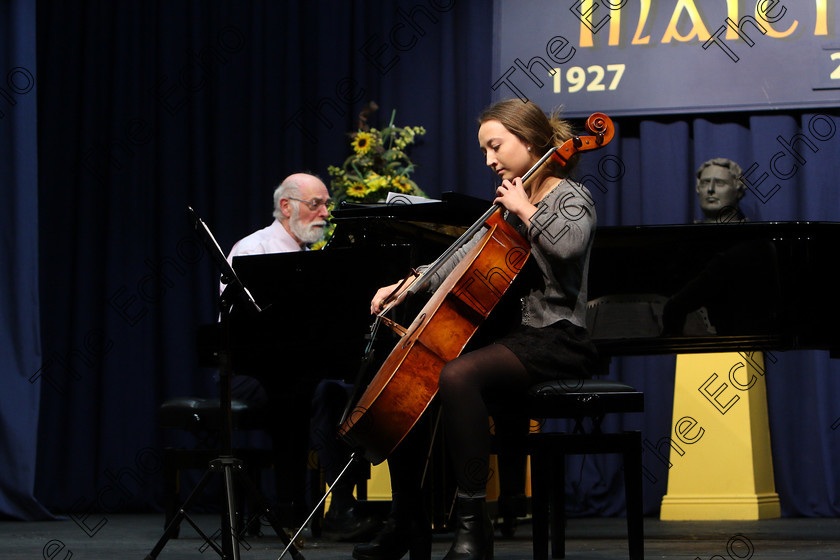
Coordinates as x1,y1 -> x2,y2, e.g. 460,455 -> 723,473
437,344 -> 531,495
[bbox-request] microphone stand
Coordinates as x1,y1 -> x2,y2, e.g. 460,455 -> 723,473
144,208 -> 305,560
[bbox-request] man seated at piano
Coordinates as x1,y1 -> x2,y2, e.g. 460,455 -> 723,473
223,172 -> 381,541
695,157 -> 747,224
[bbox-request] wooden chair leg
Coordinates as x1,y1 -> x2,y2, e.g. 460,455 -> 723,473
550,452 -> 566,559
623,432 -> 644,560
531,447 -> 551,560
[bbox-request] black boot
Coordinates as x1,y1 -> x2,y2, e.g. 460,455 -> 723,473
497,493 -> 526,539
442,497 -> 493,560
352,494 -> 431,560
322,478 -> 383,542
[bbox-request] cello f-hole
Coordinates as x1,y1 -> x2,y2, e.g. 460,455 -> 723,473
401,313 -> 427,349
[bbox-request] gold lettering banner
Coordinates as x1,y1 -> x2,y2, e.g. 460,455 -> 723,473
492,0 -> 839,116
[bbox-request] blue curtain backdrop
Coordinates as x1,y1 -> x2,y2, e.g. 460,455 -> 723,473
0,0 -> 53,520
10,0 -> 838,525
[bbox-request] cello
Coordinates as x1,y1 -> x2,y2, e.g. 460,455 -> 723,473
339,112 -> 616,464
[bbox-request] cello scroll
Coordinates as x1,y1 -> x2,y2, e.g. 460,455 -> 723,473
551,112 -> 614,168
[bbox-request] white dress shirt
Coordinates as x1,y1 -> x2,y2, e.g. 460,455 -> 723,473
220,219 -> 303,294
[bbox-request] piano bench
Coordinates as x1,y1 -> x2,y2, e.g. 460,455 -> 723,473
157,397 -> 275,537
527,379 -> 644,560
158,396 -> 269,434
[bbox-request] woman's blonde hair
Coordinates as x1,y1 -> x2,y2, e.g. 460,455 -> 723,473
478,99 -> 578,178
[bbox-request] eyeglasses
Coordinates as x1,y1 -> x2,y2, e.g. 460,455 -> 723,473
286,197 -> 335,212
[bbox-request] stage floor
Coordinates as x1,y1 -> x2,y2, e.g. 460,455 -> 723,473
3,513 -> 840,559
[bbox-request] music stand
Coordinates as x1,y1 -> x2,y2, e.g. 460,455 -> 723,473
144,207 -> 304,560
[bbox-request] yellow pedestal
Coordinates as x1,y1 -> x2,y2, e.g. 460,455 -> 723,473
659,352 -> 780,520
324,461 -> 391,510
367,461 -> 393,501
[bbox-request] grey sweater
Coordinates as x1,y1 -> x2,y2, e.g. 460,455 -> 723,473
419,179 -> 596,330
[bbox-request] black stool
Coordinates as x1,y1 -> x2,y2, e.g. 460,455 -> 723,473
527,378 -> 644,560
157,397 -> 274,535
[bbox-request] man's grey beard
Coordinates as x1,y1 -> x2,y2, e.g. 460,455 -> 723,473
289,204 -> 326,245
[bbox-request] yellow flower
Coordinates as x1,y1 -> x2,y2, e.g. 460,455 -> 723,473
346,182 -> 370,198
391,175 -> 413,193
365,172 -> 389,191
352,132 -> 374,154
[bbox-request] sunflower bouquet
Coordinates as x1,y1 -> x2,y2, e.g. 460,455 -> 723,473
328,105 -> 427,205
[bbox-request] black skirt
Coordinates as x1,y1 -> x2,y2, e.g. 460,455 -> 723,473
495,319 -> 599,382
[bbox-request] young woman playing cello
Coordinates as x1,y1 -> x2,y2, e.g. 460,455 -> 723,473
357,98 -> 600,560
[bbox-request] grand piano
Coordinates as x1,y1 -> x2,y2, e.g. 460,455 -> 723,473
219,190 -> 840,385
